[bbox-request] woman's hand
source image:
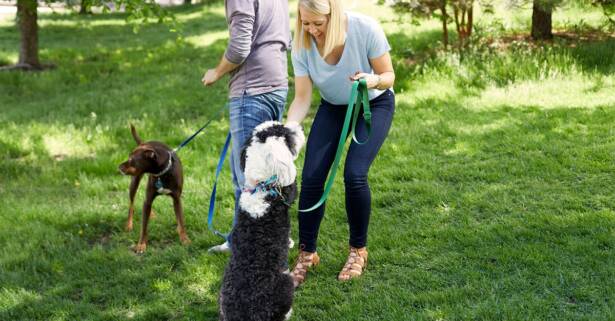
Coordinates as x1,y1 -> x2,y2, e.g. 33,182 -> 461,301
349,72 -> 380,89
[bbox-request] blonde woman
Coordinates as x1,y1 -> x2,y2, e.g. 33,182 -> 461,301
285,0 -> 395,287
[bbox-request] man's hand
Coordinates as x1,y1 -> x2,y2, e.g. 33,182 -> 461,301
202,69 -> 221,86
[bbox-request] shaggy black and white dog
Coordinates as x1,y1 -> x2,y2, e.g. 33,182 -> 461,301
219,121 -> 305,321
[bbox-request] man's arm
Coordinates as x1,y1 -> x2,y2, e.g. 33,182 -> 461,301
202,56 -> 239,86
202,1 -> 255,86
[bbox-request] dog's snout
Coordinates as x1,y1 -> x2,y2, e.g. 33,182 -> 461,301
118,162 -> 129,175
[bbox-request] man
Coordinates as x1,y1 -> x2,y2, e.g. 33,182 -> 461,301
202,0 -> 290,252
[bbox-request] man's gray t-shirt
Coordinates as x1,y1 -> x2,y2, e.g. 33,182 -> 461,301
291,12 -> 391,105
225,0 -> 290,98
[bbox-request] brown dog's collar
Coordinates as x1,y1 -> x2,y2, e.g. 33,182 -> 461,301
152,151 -> 174,177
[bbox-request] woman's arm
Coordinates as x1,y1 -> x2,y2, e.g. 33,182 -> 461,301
286,76 -> 314,124
350,52 -> 395,90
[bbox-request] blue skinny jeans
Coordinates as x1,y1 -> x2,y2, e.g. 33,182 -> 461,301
229,89 -> 287,229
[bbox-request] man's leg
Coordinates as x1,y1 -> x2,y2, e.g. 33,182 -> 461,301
208,90 -> 287,252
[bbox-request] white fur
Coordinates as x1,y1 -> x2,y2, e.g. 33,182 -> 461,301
240,121 -> 305,219
285,308 -> 293,321
157,188 -> 172,195
253,120 -> 306,159
239,190 -> 269,219
244,137 -> 296,188
285,121 -> 305,158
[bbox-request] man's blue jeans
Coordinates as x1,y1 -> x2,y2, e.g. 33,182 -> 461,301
228,89 -> 287,234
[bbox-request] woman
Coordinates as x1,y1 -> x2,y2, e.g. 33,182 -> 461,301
285,0 -> 395,287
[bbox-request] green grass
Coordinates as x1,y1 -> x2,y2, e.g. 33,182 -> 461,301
2,1 -> 615,320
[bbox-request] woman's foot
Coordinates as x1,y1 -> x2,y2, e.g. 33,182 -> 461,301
290,251 -> 320,288
338,247 -> 368,281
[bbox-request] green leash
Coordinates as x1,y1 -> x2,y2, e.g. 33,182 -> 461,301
299,78 -> 372,213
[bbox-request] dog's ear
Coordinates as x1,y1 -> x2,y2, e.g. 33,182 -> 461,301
144,148 -> 156,160
130,124 -> 143,145
266,137 -> 296,187
284,122 -> 305,159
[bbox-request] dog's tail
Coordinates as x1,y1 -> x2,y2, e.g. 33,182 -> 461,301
130,124 -> 143,145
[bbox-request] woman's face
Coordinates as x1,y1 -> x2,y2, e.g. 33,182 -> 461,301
299,6 -> 328,43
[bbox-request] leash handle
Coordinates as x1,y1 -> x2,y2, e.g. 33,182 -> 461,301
351,79 -> 372,145
299,79 -> 371,212
207,131 -> 232,240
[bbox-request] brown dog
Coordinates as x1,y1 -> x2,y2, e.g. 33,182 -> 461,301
118,124 -> 190,253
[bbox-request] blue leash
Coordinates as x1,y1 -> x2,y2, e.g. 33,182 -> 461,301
174,104 -> 228,153
168,103 -> 231,240
207,131 -> 232,240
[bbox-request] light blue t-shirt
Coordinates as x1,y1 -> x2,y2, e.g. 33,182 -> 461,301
291,11 -> 391,105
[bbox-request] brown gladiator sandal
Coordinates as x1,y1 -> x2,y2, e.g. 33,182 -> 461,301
338,247 -> 368,281
290,251 -> 320,288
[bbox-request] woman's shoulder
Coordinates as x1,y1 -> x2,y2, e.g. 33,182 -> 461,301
291,43 -> 310,60
346,11 -> 380,31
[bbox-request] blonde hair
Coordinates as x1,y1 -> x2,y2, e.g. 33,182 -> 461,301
294,0 -> 345,58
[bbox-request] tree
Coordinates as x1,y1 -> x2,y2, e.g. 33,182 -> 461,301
3,0 -> 173,71
388,0 -> 479,50
531,0 -> 554,39
15,0 -> 41,70
451,0 -> 474,48
592,0 -> 615,25
80,0 -> 93,15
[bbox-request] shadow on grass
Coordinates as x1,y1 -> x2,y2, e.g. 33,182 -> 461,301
565,38 -> 615,75
35,2 -> 221,23
0,35 -> 229,124
0,198 -> 225,320
0,4 -> 227,56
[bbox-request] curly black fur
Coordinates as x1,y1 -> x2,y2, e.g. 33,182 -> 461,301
219,184 -> 297,321
219,123 -> 299,321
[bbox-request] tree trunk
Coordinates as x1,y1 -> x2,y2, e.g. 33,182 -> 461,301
440,0 -> 448,50
80,0 -> 92,14
467,5 -> 473,37
17,0 -> 41,69
531,1 -> 553,40
184,0 -> 192,4
452,2 -> 473,51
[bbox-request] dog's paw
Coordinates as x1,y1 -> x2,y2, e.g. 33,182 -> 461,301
134,243 -> 147,254
125,221 -> 133,232
180,235 -> 191,245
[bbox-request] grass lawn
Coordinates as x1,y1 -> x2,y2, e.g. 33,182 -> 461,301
1,1 -> 615,320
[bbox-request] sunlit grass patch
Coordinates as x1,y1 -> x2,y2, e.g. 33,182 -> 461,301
466,76 -> 615,110
185,30 -> 228,48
